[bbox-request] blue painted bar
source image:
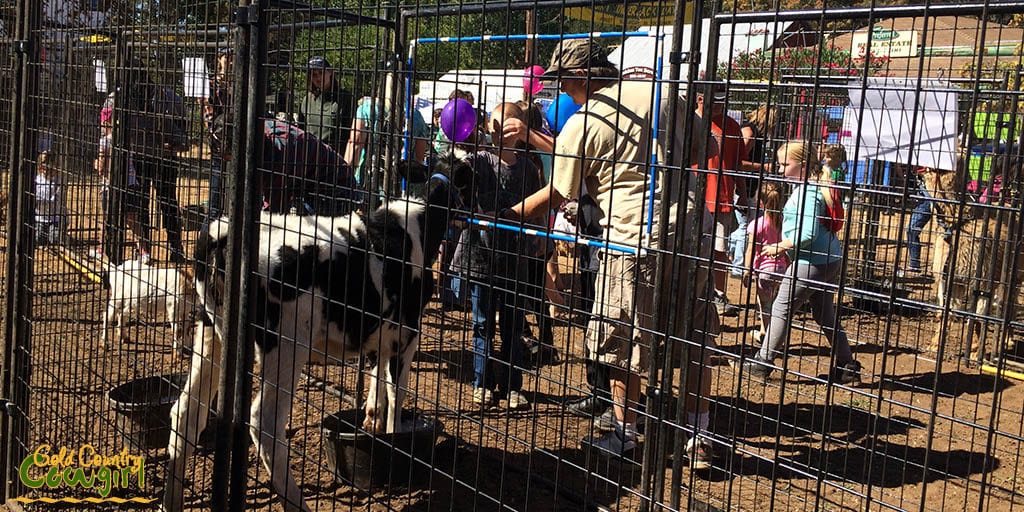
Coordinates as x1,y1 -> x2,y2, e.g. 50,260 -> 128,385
413,31 -> 656,45
647,52 -> 664,236
459,216 -> 643,255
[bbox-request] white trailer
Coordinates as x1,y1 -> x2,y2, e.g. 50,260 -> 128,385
417,68 -> 559,120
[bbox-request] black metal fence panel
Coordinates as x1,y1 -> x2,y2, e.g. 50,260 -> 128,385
2,1 -> 1024,512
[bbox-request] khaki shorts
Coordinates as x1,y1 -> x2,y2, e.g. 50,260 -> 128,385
585,252 -> 720,373
711,210 -> 739,253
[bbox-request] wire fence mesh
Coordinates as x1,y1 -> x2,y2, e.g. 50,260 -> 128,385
1,1 -> 1024,512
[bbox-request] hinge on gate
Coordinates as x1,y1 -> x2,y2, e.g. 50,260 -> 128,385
235,5 -> 259,25
0,398 -> 12,416
645,386 -> 661,400
13,40 -> 29,55
670,51 -> 698,65
381,53 -> 400,71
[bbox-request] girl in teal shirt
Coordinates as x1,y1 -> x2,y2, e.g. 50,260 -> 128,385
741,141 -> 861,385
344,96 -> 429,186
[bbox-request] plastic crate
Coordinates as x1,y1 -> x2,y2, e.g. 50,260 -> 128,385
846,159 -> 891,186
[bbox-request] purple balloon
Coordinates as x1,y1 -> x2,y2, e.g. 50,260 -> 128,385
440,98 -> 477,143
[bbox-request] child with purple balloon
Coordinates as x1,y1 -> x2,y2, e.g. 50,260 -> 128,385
446,101 -> 542,411
434,90 -> 476,157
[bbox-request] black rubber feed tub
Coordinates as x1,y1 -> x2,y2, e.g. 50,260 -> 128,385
108,373 -> 214,451
322,409 -> 443,489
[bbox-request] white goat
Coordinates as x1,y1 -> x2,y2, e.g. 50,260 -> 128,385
102,259 -> 194,351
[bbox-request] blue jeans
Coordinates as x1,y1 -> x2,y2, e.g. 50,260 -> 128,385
441,273 -> 464,310
906,189 -> 933,270
730,206 -> 749,275
198,157 -> 224,239
470,279 -> 526,393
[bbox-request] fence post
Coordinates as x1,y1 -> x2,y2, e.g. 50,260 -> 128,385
227,0 -> 267,508
637,0 -> 707,509
207,0 -> 254,509
0,0 -> 40,502
61,35 -> 76,179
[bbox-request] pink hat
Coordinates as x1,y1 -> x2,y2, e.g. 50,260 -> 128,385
100,107 -> 113,125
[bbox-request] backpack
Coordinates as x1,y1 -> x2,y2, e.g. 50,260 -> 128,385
820,186 -> 845,233
264,118 -> 304,151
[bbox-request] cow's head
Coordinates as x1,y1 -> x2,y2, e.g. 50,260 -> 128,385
398,156 -> 473,265
399,155 -> 472,214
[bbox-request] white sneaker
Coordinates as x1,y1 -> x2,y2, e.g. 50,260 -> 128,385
750,329 -> 764,344
686,436 -> 714,470
507,390 -> 530,410
472,388 -> 494,406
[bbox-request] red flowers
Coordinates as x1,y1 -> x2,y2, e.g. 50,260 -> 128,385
723,47 -> 889,82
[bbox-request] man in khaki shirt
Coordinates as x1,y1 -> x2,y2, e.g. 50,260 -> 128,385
505,39 -> 719,466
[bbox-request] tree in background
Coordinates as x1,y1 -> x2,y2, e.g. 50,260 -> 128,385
281,1 -> 620,99
722,47 -> 889,81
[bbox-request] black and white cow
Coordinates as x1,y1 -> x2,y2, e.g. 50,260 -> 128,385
163,159 -> 471,512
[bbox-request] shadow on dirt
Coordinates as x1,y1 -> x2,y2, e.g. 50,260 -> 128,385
302,427 -> 661,512
875,370 -> 1013,397
712,396 -> 999,487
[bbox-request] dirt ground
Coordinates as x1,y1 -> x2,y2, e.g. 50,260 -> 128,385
4,170 -> 1024,512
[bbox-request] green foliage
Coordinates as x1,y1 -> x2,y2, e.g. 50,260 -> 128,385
957,45 -> 1024,115
176,1 -> 235,27
406,5 -> 614,79
92,0 -> 638,99
721,47 -> 890,81
280,3 -> 600,97
411,11 -> 532,79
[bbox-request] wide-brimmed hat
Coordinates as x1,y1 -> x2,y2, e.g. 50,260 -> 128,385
542,39 -> 617,79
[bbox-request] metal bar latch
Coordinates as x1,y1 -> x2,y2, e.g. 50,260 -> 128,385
235,6 -> 260,25
670,51 -> 698,65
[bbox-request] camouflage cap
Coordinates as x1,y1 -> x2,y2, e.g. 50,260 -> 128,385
542,39 -> 617,78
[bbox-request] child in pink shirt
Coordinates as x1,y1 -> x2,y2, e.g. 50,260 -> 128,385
742,181 -> 790,342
